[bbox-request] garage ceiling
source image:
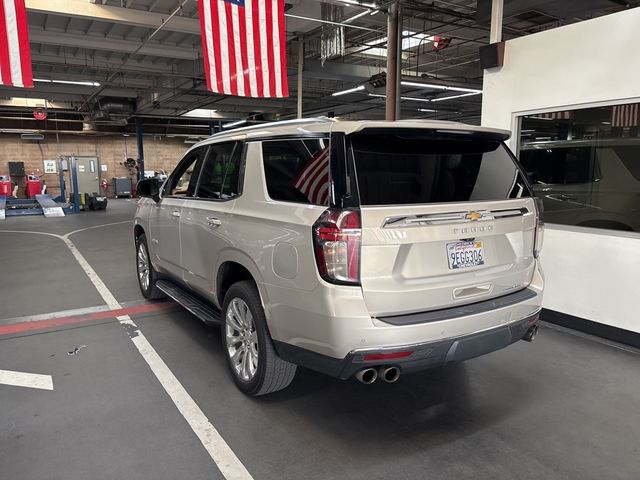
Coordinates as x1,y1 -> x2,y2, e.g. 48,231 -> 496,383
0,0 -> 638,136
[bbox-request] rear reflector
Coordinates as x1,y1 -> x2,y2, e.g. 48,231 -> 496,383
363,351 -> 413,362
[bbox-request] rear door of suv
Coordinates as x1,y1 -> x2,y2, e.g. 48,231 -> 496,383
351,128 -> 538,317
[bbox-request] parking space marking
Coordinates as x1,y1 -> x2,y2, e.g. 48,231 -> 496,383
1,224 -> 254,479
0,302 -> 175,337
0,369 -> 54,391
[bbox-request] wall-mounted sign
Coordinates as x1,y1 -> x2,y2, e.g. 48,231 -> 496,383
43,160 -> 57,174
101,164 -> 108,172
78,165 -> 85,173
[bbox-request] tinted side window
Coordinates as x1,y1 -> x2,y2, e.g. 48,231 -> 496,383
196,142 -> 242,200
165,146 -> 208,197
262,138 -> 330,205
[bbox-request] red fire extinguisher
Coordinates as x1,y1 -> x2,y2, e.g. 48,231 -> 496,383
101,178 -> 109,196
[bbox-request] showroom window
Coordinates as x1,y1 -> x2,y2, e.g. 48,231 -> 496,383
518,102 -> 640,233
196,142 -> 242,200
262,138 -> 331,205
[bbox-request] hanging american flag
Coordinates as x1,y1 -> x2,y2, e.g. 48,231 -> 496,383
0,0 -> 33,88
198,0 -> 288,98
293,147 -> 330,205
611,103 -> 639,128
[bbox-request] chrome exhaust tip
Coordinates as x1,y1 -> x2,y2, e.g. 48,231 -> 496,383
378,366 -> 400,383
523,325 -> 539,342
355,367 -> 378,384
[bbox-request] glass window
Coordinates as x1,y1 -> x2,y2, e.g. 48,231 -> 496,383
166,146 -> 207,197
518,102 -> 640,233
351,132 -> 529,205
196,142 -> 242,200
262,138 -> 330,205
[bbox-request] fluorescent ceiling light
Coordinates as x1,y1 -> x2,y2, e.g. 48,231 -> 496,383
418,108 -> 438,113
430,92 -> 482,102
332,85 -> 365,96
368,93 -> 433,103
34,78 -> 100,87
223,119 -> 247,129
181,108 -> 219,118
401,81 -> 482,94
362,31 -> 434,58
339,0 -> 377,8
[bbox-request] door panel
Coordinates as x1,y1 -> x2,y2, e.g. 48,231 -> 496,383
75,156 -> 100,194
180,141 -> 242,298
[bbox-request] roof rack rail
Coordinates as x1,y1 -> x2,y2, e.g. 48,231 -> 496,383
216,117 -> 336,135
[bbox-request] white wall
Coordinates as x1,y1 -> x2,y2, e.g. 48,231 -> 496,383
482,8 -> 640,333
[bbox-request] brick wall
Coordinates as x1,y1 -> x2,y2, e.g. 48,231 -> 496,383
0,133 -> 189,198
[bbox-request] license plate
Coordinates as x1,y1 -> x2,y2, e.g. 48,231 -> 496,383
447,241 -> 484,270
96,197 -> 105,201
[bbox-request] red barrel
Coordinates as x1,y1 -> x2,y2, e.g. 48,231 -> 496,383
0,174 -> 11,197
25,174 -> 42,198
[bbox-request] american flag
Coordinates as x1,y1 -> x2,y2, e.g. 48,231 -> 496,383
294,147 -> 330,205
198,0 -> 288,98
611,103 -> 639,128
0,0 -> 33,88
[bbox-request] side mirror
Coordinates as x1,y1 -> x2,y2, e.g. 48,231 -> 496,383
137,178 -> 160,202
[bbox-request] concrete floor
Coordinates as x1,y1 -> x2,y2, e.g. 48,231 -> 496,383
1,200 -> 639,480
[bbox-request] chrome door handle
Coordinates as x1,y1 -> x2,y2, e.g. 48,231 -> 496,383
171,211 -> 181,218
206,216 -> 222,226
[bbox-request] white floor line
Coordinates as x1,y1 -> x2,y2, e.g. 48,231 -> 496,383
0,369 -> 54,391
1,224 -> 254,480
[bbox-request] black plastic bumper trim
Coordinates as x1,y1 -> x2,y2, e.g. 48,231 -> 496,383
273,310 -> 540,380
377,288 -> 538,326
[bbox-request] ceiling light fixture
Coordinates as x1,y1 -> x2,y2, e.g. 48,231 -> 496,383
430,92 -> 482,102
401,81 -> 482,94
34,78 -> 100,87
418,108 -> 438,113
180,108 -> 219,118
332,85 -> 366,96
368,93 -> 433,103
339,0 -> 377,8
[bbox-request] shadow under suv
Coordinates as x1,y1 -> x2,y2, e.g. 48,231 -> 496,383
134,119 -> 544,396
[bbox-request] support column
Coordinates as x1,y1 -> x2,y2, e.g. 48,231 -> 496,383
297,39 -> 304,119
490,0 -> 504,43
135,117 -> 144,182
385,2 -> 401,121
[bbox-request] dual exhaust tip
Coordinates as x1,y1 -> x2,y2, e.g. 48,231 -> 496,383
355,366 -> 400,384
522,324 -> 539,342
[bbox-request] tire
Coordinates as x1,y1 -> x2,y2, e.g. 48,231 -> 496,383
135,233 -> 166,300
222,281 -> 296,396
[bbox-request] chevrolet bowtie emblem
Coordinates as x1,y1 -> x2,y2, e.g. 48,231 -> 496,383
465,211 -> 483,221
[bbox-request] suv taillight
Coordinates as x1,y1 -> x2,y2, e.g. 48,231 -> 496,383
534,197 -> 545,258
313,209 -> 361,285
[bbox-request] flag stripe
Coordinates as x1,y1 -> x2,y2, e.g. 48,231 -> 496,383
198,0 -> 213,91
209,0 -> 225,94
224,2 -> 238,95
250,0 -> 264,97
237,4 -> 251,97
258,1 -> 270,97
14,0 -> 30,87
265,1 -> 276,98
277,0 -> 288,97
4,0 -> 22,87
0,0 -> 13,86
244,0 -> 258,97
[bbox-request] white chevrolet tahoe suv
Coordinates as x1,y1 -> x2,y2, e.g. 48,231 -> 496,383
134,119 -> 544,396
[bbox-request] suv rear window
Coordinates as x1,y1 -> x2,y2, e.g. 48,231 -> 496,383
262,138 -> 330,205
351,132 -> 530,206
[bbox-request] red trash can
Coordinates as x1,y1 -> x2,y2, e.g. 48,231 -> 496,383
25,174 -> 42,198
0,175 -> 11,197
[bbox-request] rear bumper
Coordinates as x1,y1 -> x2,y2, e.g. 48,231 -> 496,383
274,309 -> 541,380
